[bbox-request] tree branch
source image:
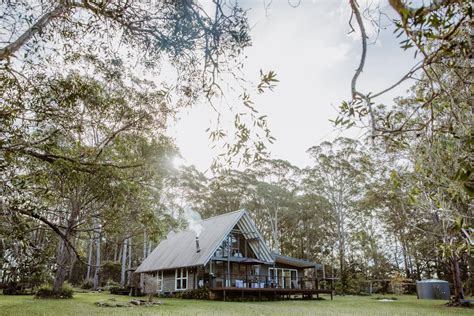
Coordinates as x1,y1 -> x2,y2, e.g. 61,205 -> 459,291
349,0 -> 367,100
12,148 -> 142,172
0,4 -> 68,61
14,207 -> 85,264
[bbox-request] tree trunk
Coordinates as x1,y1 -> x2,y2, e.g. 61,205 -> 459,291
113,241 -> 118,262
86,236 -> 93,280
118,240 -> 123,263
53,202 -> 80,291
53,239 -> 71,291
414,255 -> 421,280
393,236 -> 400,271
127,238 -> 132,286
120,238 -> 128,287
401,238 -> 411,279
147,241 -> 153,256
337,205 -> 346,295
143,231 -> 148,259
93,220 -> 101,290
451,254 -> 465,303
68,236 -> 79,282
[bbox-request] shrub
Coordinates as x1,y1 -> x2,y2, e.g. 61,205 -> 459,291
35,282 -> 74,299
100,261 -> 121,285
180,288 -> 210,300
104,279 -> 121,292
143,274 -> 159,302
3,285 -> 30,295
3,283 -> 21,295
80,278 -> 94,290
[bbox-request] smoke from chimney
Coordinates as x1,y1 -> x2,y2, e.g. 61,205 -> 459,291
183,206 -> 203,237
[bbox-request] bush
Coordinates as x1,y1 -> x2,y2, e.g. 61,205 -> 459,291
2,283 -> 28,295
3,286 -> 30,295
180,288 -> 210,300
104,279 -> 121,292
35,282 -> 74,299
80,278 -> 94,290
100,261 -> 121,285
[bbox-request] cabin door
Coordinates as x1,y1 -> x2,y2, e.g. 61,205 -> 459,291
283,270 -> 291,289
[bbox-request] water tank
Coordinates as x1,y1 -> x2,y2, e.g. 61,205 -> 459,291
416,279 -> 450,300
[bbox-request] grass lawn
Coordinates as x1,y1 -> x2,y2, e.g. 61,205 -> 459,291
0,292 -> 471,316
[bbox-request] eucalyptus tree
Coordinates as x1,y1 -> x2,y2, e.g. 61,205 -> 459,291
305,137 -> 372,293
339,0 -> 472,303
1,2 -> 278,280
371,58 -> 472,301
244,159 -> 301,254
1,0 -> 276,171
283,192 -> 332,264
202,169 -> 257,218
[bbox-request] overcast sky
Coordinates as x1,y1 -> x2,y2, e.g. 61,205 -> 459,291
168,0 -> 418,172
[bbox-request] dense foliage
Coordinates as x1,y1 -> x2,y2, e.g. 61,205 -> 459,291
35,282 -> 74,299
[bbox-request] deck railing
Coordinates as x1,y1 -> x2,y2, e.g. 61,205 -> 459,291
203,274 -> 334,291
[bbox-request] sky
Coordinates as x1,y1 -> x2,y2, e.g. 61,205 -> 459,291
168,0 -> 419,172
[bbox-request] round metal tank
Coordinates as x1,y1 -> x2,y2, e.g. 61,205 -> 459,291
416,279 -> 450,300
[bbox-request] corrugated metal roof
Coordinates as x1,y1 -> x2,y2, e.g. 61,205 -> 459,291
273,253 -> 322,269
136,209 -> 274,273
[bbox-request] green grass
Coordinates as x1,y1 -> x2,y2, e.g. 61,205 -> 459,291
0,292 -> 471,316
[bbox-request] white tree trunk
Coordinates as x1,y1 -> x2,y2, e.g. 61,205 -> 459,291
143,231 -> 147,259
127,238 -> 132,286
86,236 -> 93,280
93,221 -> 101,290
120,238 -> 128,287
147,241 -> 153,256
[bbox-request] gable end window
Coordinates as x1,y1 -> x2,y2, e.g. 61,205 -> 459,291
175,268 -> 188,290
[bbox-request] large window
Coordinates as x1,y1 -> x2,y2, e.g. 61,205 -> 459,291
214,232 -> 243,257
175,268 -> 188,290
268,268 -> 298,289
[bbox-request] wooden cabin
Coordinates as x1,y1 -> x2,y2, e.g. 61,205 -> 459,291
135,210 -> 333,300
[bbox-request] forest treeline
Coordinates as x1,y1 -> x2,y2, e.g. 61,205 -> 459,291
1,132 -> 472,296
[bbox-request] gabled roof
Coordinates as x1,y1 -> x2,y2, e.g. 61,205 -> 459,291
136,209 -> 274,273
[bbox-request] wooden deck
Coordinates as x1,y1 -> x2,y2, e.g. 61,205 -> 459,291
210,287 -> 334,301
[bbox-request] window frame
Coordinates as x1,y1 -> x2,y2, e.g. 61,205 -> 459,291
175,268 -> 188,291
268,267 -> 298,288
157,270 -> 163,292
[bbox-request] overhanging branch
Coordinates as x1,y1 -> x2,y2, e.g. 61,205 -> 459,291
0,4 -> 68,61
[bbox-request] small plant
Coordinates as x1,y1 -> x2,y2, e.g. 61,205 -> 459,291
180,288 -> 210,300
35,282 -> 74,299
80,278 -> 94,290
143,274 -> 159,302
104,279 -> 121,291
2,283 -> 29,295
